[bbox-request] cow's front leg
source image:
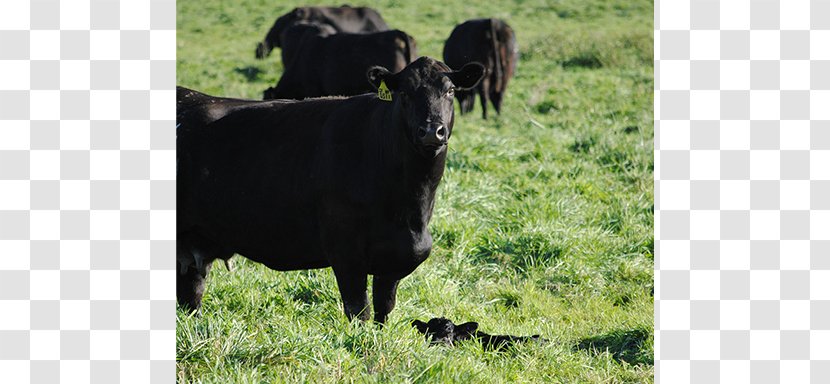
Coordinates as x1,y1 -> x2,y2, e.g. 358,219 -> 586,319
332,266 -> 370,321
372,275 -> 400,324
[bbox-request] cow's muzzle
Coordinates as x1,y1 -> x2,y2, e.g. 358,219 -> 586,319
417,123 -> 447,147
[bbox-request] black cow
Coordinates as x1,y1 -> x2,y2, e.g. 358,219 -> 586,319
262,23 -> 417,100
412,317 -> 547,350
443,18 -> 518,119
177,57 -> 484,323
255,5 -> 389,59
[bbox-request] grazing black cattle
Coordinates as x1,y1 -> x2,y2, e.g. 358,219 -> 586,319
262,23 -> 417,100
255,5 -> 389,59
443,18 -> 518,119
412,317 -> 547,350
177,57 -> 484,323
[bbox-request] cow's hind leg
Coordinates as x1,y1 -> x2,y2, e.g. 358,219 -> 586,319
332,265 -> 370,321
490,89 -> 504,115
478,79 -> 490,119
176,246 -> 213,314
372,275 -> 400,324
176,235 -> 229,314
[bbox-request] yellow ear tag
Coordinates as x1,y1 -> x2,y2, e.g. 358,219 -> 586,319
378,80 -> 392,102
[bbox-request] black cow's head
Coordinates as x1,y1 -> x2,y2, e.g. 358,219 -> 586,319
255,41 -> 271,60
367,57 -> 484,158
412,317 -> 479,345
256,7 -> 316,58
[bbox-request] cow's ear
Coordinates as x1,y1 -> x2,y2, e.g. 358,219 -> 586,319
447,62 -> 485,91
367,66 -> 397,90
455,321 -> 479,336
411,319 -> 429,334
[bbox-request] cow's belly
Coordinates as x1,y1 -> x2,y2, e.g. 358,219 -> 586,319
218,209 -> 330,270
183,182 -> 329,272
241,249 -> 330,271
226,224 -> 327,271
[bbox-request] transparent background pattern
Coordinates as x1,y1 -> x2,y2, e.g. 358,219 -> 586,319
0,0 -> 175,382
656,0 -> 829,382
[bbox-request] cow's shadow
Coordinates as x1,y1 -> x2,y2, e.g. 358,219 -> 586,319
234,66 -> 264,82
574,328 -> 652,366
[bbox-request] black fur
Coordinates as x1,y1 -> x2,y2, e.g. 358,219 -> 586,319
177,58 -> 484,323
443,18 -> 518,119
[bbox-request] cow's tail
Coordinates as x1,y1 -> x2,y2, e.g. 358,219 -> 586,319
506,24 -> 518,77
490,19 -> 504,92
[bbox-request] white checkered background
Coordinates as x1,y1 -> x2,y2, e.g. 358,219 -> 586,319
0,0 -> 175,382
656,0 -> 830,383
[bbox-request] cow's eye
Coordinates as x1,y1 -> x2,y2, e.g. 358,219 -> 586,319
446,88 -> 455,98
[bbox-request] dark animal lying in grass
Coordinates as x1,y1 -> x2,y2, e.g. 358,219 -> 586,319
255,5 -> 389,59
262,23 -> 417,100
412,317 -> 547,350
176,57 -> 484,323
443,18 -> 518,119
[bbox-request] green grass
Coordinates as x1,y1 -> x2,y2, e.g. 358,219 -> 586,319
177,0 -> 654,382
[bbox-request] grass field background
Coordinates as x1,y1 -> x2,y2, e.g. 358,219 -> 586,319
177,0 -> 654,382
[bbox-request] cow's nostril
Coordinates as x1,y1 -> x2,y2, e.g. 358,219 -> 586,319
435,126 -> 446,140
418,127 -> 428,138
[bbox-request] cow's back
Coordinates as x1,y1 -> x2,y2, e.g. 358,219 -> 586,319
177,87 -> 297,126
177,86 -> 243,126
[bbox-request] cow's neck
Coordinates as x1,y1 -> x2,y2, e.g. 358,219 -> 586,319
406,150 -> 445,227
380,101 -> 448,226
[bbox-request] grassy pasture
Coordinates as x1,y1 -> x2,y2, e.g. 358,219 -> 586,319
177,0 -> 654,382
